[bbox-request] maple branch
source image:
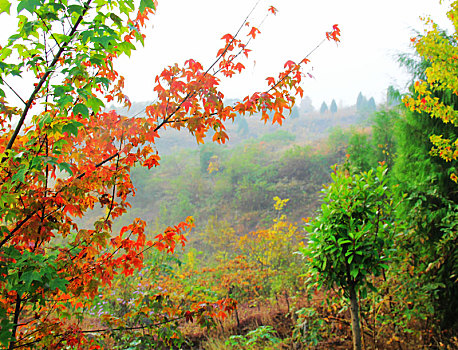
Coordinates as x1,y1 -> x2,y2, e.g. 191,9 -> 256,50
156,0 -> 262,124
0,213 -> 34,248
266,38 -> 326,95
59,135 -> 125,264
2,80 -> 26,105
205,0 -> 261,75
104,145 -> 121,223
36,11 -> 63,51
10,314 -> 190,349
4,0 -> 93,153
211,8 -> 269,77
131,0 -> 261,123
0,150 -> 119,249
79,314 -> 188,333
76,151 -> 119,180
8,282 -> 22,350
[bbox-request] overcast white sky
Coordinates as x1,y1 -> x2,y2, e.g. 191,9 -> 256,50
0,0 -> 454,108
116,0 -> 452,107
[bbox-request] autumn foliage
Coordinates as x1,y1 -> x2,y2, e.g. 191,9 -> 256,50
404,1 -> 458,181
0,0 -> 340,348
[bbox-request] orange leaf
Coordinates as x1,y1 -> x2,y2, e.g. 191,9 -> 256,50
248,27 -> 260,39
268,6 -> 278,15
221,33 -> 233,43
273,111 -> 284,125
234,62 -> 245,73
301,58 -> 310,65
284,60 -> 295,69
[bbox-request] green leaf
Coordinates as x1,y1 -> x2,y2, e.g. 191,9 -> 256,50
11,167 -> 26,183
0,319 -> 13,347
17,0 -> 41,13
117,41 -> 136,57
367,281 -> 378,293
57,94 -> 73,108
86,96 -> 104,114
90,35 -> 113,48
53,33 -> 72,45
48,278 -> 68,292
139,0 -> 155,13
62,121 -> 82,137
67,4 -> 84,15
109,13 -> 123,26
89,54 -> 105,66
21,270 -> 42,288
0,48 -> 12,63
38,113 -> 52,128
73,103 -> 89,118
95,76 -> 110,89
53,139 -> 68,152
58,162 -> 73,176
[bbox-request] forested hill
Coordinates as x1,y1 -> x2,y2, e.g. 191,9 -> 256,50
106,97 -> 376,234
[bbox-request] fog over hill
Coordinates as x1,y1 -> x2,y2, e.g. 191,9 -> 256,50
107,93 -> 377,154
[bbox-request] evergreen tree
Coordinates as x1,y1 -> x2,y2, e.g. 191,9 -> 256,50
394,53 -> 458,331
330,99 -> 337,114
367,97 -> 376,111
320,101 -> 328,114
356,92 -> 366,111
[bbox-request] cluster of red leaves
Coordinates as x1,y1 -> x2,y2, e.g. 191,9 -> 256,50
326,24 -> 341,42
151,217 -> 194,253
184,298 -> 238,323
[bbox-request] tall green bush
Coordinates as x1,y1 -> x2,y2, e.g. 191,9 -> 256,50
303,164 -> 400,350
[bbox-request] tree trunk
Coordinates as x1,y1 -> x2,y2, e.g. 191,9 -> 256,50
284,290 -> 290,312
349,285 -> 362,350
234,305 -> 240,329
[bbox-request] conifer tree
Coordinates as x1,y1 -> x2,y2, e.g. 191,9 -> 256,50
330,99 -> 337,114
320,101 -> 329,114
367,97 -> 376,111
356,92 -> 366,111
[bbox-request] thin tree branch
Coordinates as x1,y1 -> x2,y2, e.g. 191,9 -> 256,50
266,38 -> 326,95
8,286 -> 22,350
5,0 -> 93,153
129,0 -> 261,121
2,80 -> 26,105
36,11 -> 62,51
10,314 -> 189,349
0,150 -> 119,249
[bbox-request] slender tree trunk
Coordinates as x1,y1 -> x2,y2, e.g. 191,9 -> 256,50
8,293 -> 22,350
234,305 -> 240,329
349,285 -> 362,350
284,290 -> 290,312
218,319 -> 224,334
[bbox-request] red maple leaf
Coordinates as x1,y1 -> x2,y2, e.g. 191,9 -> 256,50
248,27 -> 261,39
268,6 -> 278,15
